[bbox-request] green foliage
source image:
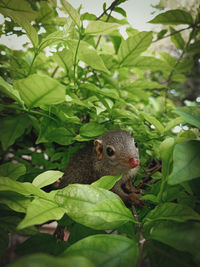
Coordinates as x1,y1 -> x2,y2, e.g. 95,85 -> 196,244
0,0 -> 200,266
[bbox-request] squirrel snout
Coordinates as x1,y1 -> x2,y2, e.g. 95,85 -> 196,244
128,157 -> 140,168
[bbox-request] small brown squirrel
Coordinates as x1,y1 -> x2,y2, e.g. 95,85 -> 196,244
57,129 -> 141,205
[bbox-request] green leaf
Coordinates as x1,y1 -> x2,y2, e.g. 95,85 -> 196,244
0,0 -> 38,47
62,234 -> 139,267
0,163 -> 26,180
170,27 -> 185,49
164,117 -> 184,132
67,39 -> 110,74
130,56 -> 170,71
79,122 -> 106,138
0,77 -> 24,105
174,106 -> 200,129
92,175 -> 122,190
32,170 -> 64,188
141,112 -> 165,134
15,233 -> 68,256
10,254 -> 94,267
0,177 -> 47,198
55,184 -> 134,230
18,198 -> 66,229
145,221 -> 200,260
114,7 -> 127,17
168,141 -> 200,185
0,115 -> 28,150
85,21 -> 119,35
14,74 -> 66,108
127,80 -> 167,90
0,191 -> 31,213
144,202 -> 200,223
159,138 -> 175,178
118,31 -> 153,66
60,0 -> 81,28
149,9 -> 193,25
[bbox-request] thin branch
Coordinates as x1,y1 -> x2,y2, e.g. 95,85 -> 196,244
96,0 -> 119,20
51,66 -> 59,78
95,0 -> 119,49
138,163 -> 162,189
132,205 -> 146,267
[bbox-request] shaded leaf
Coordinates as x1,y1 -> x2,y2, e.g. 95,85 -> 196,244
79,122 -> 106,138
149,9 -> 193,25
62,234 -> 139,267
141,112 -> 164,134
168,141 -> 200,185
0,162 -> 26,180
144,202 -> 200,223
10,254 -> 94,267
0,115 -> 28,150
170,26 -> 185,49
174,106 -> 200,129
159,138 -> 175,178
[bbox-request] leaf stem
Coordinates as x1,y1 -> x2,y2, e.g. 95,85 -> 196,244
28,50 -> 38,76
73,31 -> 81,86
131,205 -> 146,267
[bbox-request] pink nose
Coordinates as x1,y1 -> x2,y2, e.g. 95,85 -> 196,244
129,158 -> 140,168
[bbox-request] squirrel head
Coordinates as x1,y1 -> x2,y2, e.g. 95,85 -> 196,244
94,130 -> 139,175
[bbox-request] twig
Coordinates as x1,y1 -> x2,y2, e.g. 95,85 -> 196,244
51,66 -> 59,78
96,0 -> 119,20
132,205 -> 146,267
138,164 -> 162,189
95,0 -> 120,49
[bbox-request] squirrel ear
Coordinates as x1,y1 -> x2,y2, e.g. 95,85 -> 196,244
94,139 -> 103,160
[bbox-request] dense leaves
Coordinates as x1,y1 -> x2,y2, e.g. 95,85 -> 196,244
0,0 -> 200,266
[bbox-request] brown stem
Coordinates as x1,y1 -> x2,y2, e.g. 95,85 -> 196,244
132,205 -> 146,267
95,0 -> 120,49
51,66 -> 59,78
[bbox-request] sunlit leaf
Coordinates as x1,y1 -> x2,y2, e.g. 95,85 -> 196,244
32,170 -> 64,188
85,21 -> 119,35
118,31 -> 153,66
92,175 -> 122,190
174,106 -> 200,129
60,0 -> 81,27
14,74 -> 66,108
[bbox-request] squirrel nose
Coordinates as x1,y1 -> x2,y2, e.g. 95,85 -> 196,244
128,157 -> 140,168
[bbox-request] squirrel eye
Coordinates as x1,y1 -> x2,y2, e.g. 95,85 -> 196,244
135,142 -> 138,148
106,147 -> 114,157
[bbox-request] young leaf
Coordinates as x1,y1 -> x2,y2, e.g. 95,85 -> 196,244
0,163 -> 26,180
14,74 -> 66,108
141,112 -> 165,134
164,117 -> 184,132
118,31 -> 153,66
92,175 -> 122,190
144,202 -> 200,223
149,9 -> 193,25
0,115 -> 28,150
32,170 -> 64,188
0,77 -> 24,105
168,141 -> 200,185
54,184 -> 134,230
18,198 -> 66,229
85,21 -> 119,35
174,106 -> 200,129
67,39 -> 110,74
62,234 -> 139,267
60,0 -> 81,28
